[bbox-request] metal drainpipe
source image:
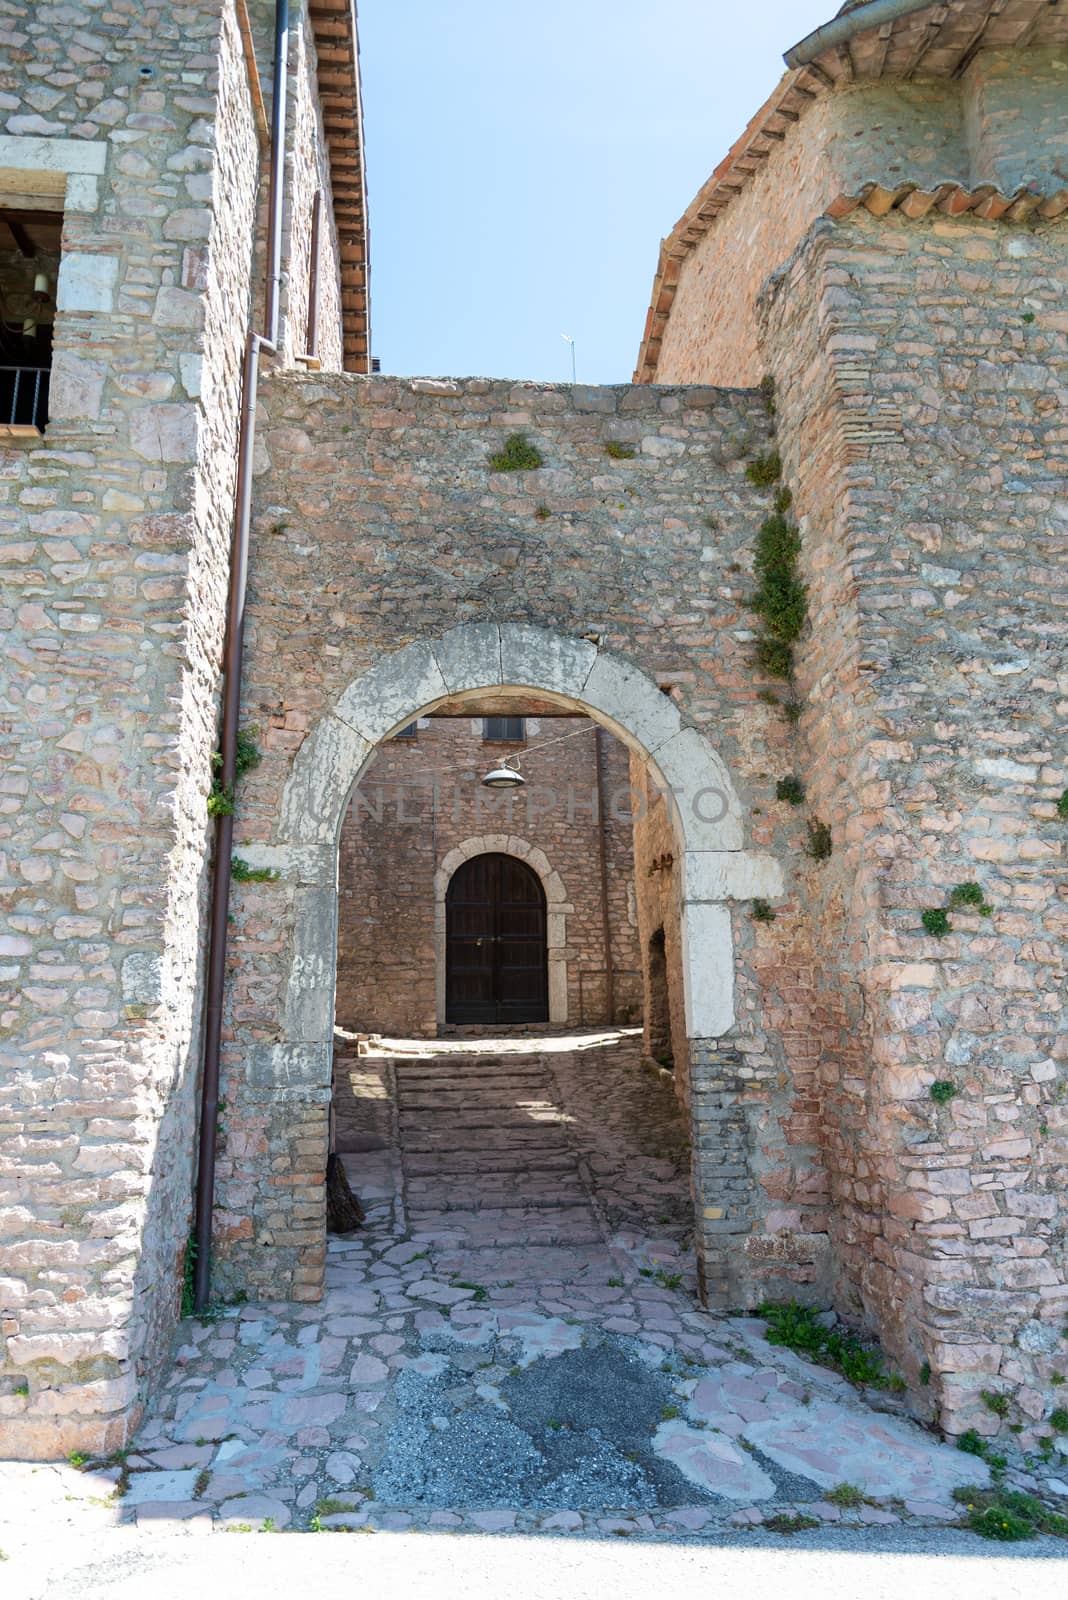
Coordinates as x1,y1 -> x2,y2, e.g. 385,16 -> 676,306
783,0 -> 939,68
594,727 -> 616,1026
193,0 -> 290,1313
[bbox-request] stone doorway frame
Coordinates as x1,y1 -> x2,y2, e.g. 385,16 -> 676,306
255,623 -> 784,1303
435,837 -> 572,1027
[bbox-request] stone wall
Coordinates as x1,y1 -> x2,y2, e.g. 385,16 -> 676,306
278,1 -> 345,371
0,0 -> 344,1459
215,375 -> 823,1313
759,208 -> 1067,1438
629,757 -> 690,1100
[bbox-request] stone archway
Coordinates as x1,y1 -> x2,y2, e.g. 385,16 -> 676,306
245,622 -> 784,1305
435,835 -> 573,1026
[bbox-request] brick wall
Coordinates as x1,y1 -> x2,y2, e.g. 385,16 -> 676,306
650,57 -> 1062,388
335,715 -> 640,1035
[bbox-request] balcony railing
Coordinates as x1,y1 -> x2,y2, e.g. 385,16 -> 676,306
0,364 -> 50,434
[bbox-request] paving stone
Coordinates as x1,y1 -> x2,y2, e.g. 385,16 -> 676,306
652,1421 -> 776,1501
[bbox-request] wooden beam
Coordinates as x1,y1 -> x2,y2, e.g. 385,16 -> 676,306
2,215 -> 37,256
902,5 -> 950,79
953,0 -> 1008,77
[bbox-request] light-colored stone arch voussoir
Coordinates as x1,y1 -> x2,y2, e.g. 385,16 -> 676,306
434,833 -> 572,1025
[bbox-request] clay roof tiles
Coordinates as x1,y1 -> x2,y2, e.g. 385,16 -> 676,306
634,0 -> 1068,382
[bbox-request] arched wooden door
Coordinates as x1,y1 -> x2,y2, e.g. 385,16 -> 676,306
445,853 -> 548,1025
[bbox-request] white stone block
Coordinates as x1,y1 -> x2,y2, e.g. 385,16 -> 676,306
431,623 -> 502,694
280,715 -> 372,844
0,134 -> 107,179
335,640 -> 448,741
233,843 -> 336,885
128,402 -> 198,464
975,757 -> 1037,782
56,251 -> 117,313
680,901 -> 734,1037
63,173 -> 99,213
284,887 -> 337,1043
47,352 -> 107,421
500,624 -> 597,701
179,353 -> 203,398
581,649 -> 682,757
121,952 -> 162,1006
682,851 -> 784,902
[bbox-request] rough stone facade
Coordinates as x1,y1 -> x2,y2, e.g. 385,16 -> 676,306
1,1 -> 1065,1461
335,715 -> 640,1036
0,0 -> 346,1456
642,26 -> 1068,1442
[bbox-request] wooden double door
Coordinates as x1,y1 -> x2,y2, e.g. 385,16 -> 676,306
445,853 -> 548,1025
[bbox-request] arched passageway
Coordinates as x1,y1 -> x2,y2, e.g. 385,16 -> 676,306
254,623 -> 783,1308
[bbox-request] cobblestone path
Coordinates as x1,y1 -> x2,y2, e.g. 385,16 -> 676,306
4,1032 -> 1016,1544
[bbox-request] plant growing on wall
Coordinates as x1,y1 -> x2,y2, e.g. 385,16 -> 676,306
489,433 -> 544,472
208,727 -> 262,817
918,880 -> 996,938
748,456 -> 807,681
760,374 -> 776,417
805,819 -> 832,861
231,855 -> 279,884
949,881 -> 993,917
776,776 -> 805,806
745,450 -> 781,488
604,441 -> 635,459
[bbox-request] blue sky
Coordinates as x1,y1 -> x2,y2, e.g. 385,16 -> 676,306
357,0 -> 832,383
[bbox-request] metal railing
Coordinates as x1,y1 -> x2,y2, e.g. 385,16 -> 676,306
1,364 -> 50,431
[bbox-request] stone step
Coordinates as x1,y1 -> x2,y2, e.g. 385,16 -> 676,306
402,1154 -> 576,1177
397,1116 -> 567,1136
395,1075 -> 554,1094
399,1126 -> 569,1146
397,1090 -> 554,1107
406,1181 -> 587,1208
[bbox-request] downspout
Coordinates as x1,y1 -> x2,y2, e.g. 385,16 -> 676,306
594,727 -> 616,1026
194,0 -> 290,1313
784,0 -> 939,68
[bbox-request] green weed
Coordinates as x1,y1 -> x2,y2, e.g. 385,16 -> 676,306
765,1513 -> 819,1536
825,1483 -> 864,1509
745,450 -> 781,488
949,882 -> 993,917
489,434 -> 543,472
805,819 -> 832,861
759,1300 -> 896,1390
231,856 -> 280,884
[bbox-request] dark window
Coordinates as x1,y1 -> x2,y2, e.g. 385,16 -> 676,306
483,716 -> 525,743
393,723 -> 418,739
0,207 -> 62,436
